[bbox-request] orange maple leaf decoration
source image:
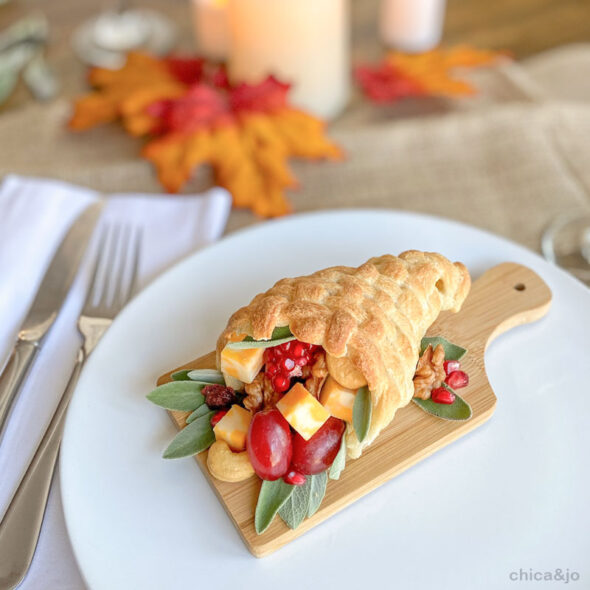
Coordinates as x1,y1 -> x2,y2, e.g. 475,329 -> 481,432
69,53 -> 342,217
69,53 -> 190,133
356,45 -> 508,103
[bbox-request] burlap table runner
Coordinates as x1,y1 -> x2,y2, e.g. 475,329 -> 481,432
1,44 -> 589,253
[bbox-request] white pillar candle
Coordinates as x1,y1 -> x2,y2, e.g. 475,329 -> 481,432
380,0 -> 447,53
227,0 -> 350,120
192,0 -> 230,61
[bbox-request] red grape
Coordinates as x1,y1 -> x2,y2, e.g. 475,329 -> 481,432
291,417 -> 345,475
247,409 -> 292,480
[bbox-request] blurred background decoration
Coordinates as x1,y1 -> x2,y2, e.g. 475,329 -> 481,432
71,1 -> 175,69
191,0 -> 228,61
226,0 -> 350,119
68,55 -> 343,216
380,0 -> 447,52
1,0 -> 590,278
0,14 -> 58,104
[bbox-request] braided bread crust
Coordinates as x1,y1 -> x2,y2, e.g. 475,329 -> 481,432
216,251 -> 470,458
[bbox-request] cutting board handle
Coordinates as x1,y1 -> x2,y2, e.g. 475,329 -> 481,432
450,262 -> 552,350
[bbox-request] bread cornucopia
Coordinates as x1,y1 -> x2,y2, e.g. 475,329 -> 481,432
148,251 -> 472,533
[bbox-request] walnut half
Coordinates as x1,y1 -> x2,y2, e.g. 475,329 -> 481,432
304,350 -> 328,398
413,344 -> 446,400
244,373 -> 280,413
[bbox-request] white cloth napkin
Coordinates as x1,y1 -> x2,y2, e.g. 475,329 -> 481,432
0,175 -> 231,589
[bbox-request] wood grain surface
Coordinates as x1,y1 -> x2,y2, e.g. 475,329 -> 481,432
157,262 -> 552,557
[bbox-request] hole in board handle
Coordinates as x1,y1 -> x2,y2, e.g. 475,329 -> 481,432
514,283 -> 526,291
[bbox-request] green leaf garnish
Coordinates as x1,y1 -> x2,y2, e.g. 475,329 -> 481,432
328,436 -> 346,480
279,480 -> 311,530
186,369 -> 225,384
171,370 -> 191,381
279,472 -> 328,529
420,336 -> 466,361
267,326 -> 293,340
226,326 -> 295,350
186,403 -> 211,424
353,386 -> 372,442
147,381 -> 206,411
412,384 -> 472,421
163,411 -> 215,458
170,369 -> 225,383
307,471 -> 328,517
255,479 -> 295,534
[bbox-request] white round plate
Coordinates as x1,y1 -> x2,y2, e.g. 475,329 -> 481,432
61,211 -> 590,590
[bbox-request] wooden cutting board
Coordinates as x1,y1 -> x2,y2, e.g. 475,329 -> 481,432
157,262 -> 551,557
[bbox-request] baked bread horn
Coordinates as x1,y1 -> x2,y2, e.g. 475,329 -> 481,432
217,251 -> 470,458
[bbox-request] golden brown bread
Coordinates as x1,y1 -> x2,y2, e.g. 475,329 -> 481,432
216,251 -> 471,458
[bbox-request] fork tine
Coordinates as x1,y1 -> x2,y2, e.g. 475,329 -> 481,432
83,224 -> 110,312
127,227 -> 143,298
82,222 -> 142,319
112,224 -> 131,312
112,224 -> 142,313
100,223 -> 122,311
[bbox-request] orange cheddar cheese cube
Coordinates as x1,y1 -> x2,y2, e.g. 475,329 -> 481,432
276,382 -> 330,441
213,405 -> 252,452
220,346 -> 264,384
320,376 -> 356,423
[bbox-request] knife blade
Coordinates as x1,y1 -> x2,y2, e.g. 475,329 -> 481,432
0,201 -> 103,439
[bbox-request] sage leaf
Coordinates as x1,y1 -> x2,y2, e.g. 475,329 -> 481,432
171,370 -> 191,381
255,479 -> 295,534
278,471 -> 329,529
163,411 -> 215,458
186,369 -> 225,384
279,480 -> 311,530
307,471 -> 328,517
147,381 -> 205,411
186,403 -> 211,424
329,436 -> 346,480
267,326 -> 293,340
420,336 -> 467,361
353,386 -> 372,443
412,384 -> 472,421
226,326 -> 295,350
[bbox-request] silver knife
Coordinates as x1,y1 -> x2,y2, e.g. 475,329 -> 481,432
0,201 -> 103,439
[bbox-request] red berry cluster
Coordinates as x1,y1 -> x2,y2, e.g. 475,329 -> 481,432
264,340 -> 320,393
431,360 -> 470,404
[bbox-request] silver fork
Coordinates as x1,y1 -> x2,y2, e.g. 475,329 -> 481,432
0,223 -> 141,590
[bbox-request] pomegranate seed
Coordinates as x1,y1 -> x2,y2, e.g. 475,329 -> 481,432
279,342 -> 291,352
431,387 -> 455,404
272,374 -> 290,393
264,348 -> 278,364
446,370 -> 469,389
444,360 -> 461,375
265,362 -> 279,376
294,356 -> 307,367
291,342 -> 305,357
283,470 -> 306,486
280,357 -> 295,372
210,409 -> 228,427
